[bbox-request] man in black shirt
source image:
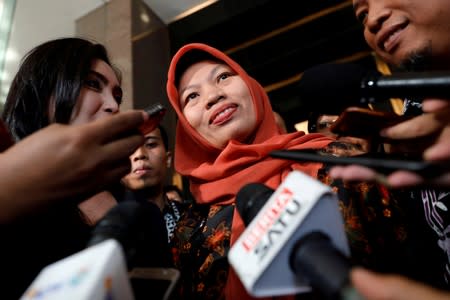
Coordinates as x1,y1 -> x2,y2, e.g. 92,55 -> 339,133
121,125 -> 184,242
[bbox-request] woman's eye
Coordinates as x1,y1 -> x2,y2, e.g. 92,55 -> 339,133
184,92 -> 198,105
84,79 -> 101,90
218,72 -> 231,82
113,88 -> 123,105
114,94 -> 122,105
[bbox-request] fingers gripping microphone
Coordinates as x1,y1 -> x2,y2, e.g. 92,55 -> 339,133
228,171 -> 359,299
299,63 -> 450,114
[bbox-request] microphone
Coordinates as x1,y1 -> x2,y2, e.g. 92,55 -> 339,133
228,171 -> 359,299
21,202 -> 172,300
20,239 -> 134,300
298,62 -> 450,114
87,201 -> 171,269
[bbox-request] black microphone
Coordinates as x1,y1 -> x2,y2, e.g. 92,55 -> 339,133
229,173 -> 361,300
21,201 -> 171,300
298,62 -> 450,114
235,182 -> 273,227
21,202 -> 174,300
88,201 -> 171,270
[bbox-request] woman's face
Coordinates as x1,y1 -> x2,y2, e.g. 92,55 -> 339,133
69,59 -> 122,125
178,60 -> 257,148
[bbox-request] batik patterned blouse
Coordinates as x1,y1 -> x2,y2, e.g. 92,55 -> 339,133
170,164 -> 445,299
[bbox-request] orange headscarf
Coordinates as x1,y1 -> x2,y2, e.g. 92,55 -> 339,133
166,43 -> 333,299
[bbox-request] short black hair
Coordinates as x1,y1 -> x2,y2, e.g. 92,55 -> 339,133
163,184 -> 182,196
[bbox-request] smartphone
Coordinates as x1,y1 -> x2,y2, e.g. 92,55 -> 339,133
330,107 -> 412,137
139,103 -> 167,135
270,149 -> 449,177
128,267 -> 180,300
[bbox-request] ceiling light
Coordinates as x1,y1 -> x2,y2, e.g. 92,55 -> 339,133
140,12 -> 150,24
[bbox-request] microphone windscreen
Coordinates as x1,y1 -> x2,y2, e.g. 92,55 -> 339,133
88,201 -> 171,269
298,63 -> 375,114
88,201 -> 143,247
236,183 -> 274,226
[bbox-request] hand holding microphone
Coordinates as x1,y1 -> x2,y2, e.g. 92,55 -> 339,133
0,111 -> 147,223
298,62 -> 450,114
300,63 -> 450,188
87,201 -> 171,270
88,201 -> 178,300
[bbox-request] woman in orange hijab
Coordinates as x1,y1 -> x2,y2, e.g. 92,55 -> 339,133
166,43 -> 415,300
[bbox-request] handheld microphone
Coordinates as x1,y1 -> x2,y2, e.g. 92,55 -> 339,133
228,171 -> 358,299
298,63 -> 450,114
21,202 -> 172,300
20,239 -> 133,300
87,201 -> 171,269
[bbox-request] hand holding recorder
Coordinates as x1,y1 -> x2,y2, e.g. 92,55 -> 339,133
0,104 -> 166,223
328,99 -> 450,188
299,62 -> 450,188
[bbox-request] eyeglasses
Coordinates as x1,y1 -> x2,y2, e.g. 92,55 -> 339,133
316,118 -> 338,131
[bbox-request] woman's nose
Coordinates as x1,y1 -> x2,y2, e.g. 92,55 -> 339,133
103,95 -> 120,114
205,87 -> 225,109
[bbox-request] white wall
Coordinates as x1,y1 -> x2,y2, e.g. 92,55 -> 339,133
1,0 -> 106,102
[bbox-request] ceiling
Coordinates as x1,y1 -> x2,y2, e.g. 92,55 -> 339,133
142,0 -> 215,24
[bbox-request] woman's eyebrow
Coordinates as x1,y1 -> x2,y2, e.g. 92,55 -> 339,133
89,70 -> 108,85
179,64 -> 227,95
179,83 -> 197,96
88,70 -> 123,100
207,64 -> 225,82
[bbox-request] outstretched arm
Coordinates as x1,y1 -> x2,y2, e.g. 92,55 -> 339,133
0,110 -> 148,223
